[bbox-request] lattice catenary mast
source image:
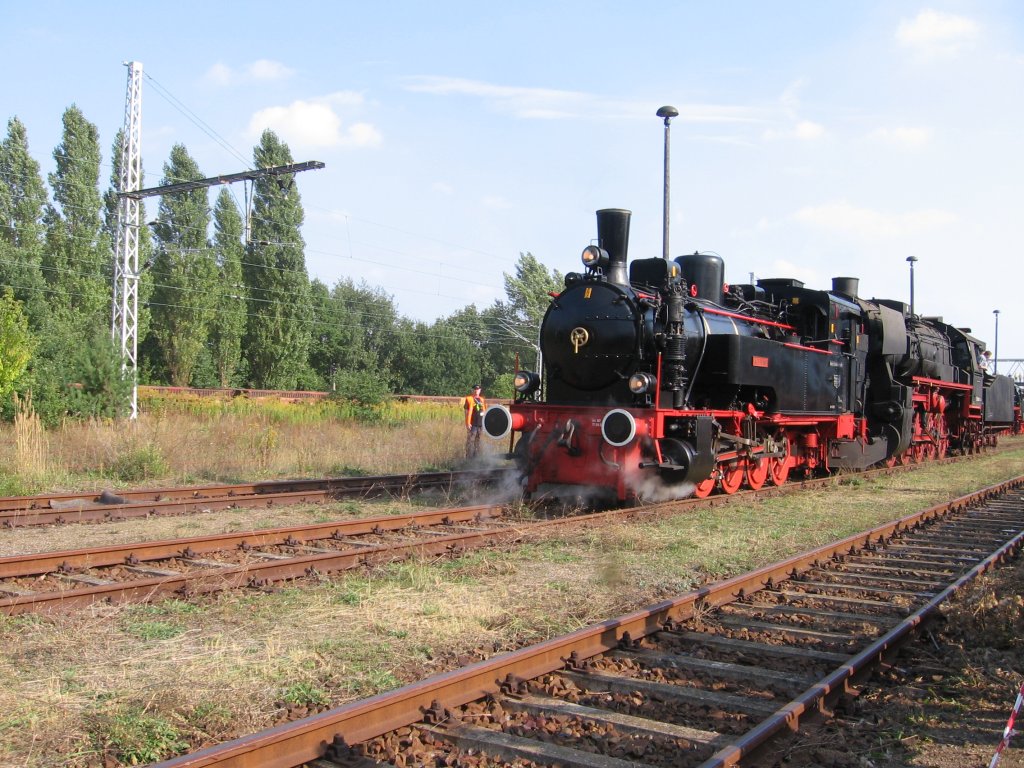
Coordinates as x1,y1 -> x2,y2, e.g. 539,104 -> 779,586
111,61 -> 144,418
111,62 -> 324,419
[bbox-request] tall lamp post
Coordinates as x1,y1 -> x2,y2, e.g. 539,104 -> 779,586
993,309 -> 1000,374
906,256 -> 918,316
656,105 -> 678,262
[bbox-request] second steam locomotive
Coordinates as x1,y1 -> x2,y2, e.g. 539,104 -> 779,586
484,207 -> 1017,501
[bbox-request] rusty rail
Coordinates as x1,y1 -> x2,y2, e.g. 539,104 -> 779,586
0,470 -> 499,526
152,476 -> 1024,767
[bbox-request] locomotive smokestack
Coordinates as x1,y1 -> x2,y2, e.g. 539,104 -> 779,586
832,277 -> 859,299
596,208 -> 631,287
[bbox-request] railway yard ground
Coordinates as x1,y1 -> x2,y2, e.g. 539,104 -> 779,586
774,557 -> 1024,768
0,441 -> 1021,767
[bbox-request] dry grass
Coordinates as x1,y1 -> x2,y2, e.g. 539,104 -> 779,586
0,400 -> 502,496
12,393 -> 47,485
0,497 -> 439,558
0,439 -> 1022,765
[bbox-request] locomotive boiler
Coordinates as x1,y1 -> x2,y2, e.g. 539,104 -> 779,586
484,208 -> 1013,501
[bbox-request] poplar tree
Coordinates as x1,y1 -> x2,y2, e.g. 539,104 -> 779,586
209,188 -> 247,387
243,130 -> 311,388
43,105 -> 110,325
149,144 -> 217,386
0,117 -> 48,326
502,251 -> 563,328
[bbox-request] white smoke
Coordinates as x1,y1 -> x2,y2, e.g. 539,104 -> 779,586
624,463 -> 697,503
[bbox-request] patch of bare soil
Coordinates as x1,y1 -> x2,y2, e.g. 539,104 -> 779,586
763,555 -> 1024,768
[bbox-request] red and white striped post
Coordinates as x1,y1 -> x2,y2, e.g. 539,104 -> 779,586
990,681 -> 1024,768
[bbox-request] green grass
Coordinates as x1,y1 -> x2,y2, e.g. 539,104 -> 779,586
278,681 -> 329,708
97,707 -> 189,765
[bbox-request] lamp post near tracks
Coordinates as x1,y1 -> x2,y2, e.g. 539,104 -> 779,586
906,255 -> 918,316
657,105 -> 678,263
993,309 -> 1000,374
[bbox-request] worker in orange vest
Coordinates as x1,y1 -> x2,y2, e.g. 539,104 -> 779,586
463,384 -> 486,458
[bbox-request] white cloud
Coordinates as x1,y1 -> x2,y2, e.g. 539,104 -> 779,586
795,201 -> 957,238
763,80 -> 824,141
204,62 -> 233,87
203,59 -> 295,86
869,126 -> 932,148
763,120 -> 826,142
405,76 -> 590,119
247,59 -> 294,81
247,92 -> 382,150
779,78 -> 807,113
404,76 -> 762,124
794,120 -> 825,140
432,182 -> 454,195
897,9 -> 980,56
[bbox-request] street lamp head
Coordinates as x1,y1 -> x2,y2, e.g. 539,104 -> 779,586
906,255 -> 918,264
657,105 -> 679,124
994,309 -> 1000,316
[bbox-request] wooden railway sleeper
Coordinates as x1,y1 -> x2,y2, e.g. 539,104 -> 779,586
558,669 -> 780,718
424,720 -> 643,768
608,647 -> 817,689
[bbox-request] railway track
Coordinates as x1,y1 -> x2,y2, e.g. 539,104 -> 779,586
0,455 -> 1004,615
0,503 -> 513,614
150,476 -> 1024,768
0,470 -> 499,528
0,445 -> 1006,531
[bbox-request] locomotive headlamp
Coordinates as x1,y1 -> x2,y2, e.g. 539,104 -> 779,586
628,372 -> 657,394
513,370 -> 541,394
581,245 -> 609,270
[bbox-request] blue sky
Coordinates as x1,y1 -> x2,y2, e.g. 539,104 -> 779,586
3,1 -> 1023,367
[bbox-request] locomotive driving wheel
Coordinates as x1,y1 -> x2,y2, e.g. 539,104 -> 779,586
720,460 -> 744,494
745,455 -> 769,490
692,474 -> 716,498
767,435 -> 791,486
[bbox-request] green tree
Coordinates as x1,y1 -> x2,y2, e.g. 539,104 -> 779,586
0,289 -> 33,405
209,188 -> 247,387
243,130 -> 312,388
66,328 -> 132,419
308,278 -> 400,389
502,252 -> 563,328
0,117 -> 49,327
149,144 -> 218,386
391,313 -> 483,395
485,251 -> 560,380
43,105 -> 110,324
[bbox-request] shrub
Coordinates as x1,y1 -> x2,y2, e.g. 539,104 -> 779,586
112,443 -> 169,483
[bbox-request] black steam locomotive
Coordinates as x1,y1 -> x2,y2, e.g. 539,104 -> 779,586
484,208 -> 1016,500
